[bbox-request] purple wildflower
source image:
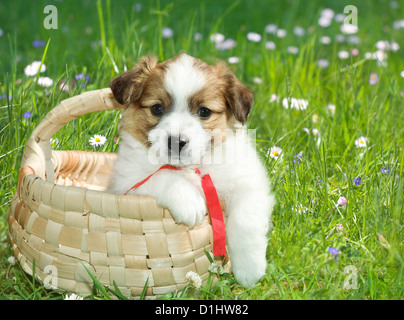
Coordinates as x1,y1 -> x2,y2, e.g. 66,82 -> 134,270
328,247 -> 341,262
380,168 -> 389,174
354,177 -> 361,186
75,74 -> 91,88
0,94 -> 12,100
32,40 -> 46,48
23,111 -> 32,119
292,153 -> 303,164
75,74 -> 91,81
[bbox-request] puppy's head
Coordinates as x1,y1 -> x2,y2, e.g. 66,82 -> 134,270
110,53 -> 253,166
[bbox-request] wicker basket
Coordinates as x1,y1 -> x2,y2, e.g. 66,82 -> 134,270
7,88 -> 226,298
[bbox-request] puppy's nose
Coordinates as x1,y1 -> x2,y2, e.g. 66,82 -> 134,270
168,136 -> 188,153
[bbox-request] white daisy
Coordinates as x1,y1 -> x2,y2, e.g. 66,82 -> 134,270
317,59 -> 329,69
24,61 -> 46,77
293,26 -> 305,37
208,263 -> 224,275
393,19 -> 404,30
253,77 -> 263,84
293,98 -> 308,110
276,28 -> 287,38
210,33 -> 225,44
64,293 -> 84,300
287,46 -> 299,55
269,94 -> 279,103
282,97 -> 308,110
372,50 -> 388,66
321,8 -> 335,19
265,24 -> 277,34
292,204 -> 307,215
265,41 -> 276,50
215,38 -> 236,51
37,76 -> 53,87
89,134 -> 107,147
185,271 -> 202,288
282,97 -> 291,109
8,256 -> 16,265
247,32 -> 261,43
161,27 -> 173,39
228,56 -> 240,64
268,146 -> 283,160
355,136 -> 368,148
334,13 -> 345,23
390,41 -> 400,52
327,104 -> 336,116
340,23 -> 358,34
318,16 -> 332,28
50,138 -> 59,149
194,32 -> 203,42
320,36 -> 331,45
375,40 -> 389,51
338,50 -> 350,60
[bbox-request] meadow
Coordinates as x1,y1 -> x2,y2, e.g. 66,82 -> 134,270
0,0 -> 403,300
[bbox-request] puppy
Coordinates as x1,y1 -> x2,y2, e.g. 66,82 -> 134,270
107,53 -> 275,288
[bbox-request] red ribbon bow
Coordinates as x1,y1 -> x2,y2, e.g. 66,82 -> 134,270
125,165 -> 226,256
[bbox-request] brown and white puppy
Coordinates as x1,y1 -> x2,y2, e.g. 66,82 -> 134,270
107,53 -> 275,288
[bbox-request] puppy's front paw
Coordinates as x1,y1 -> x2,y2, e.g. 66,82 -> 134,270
232,254 -> 266,288
158,185 -> 206,228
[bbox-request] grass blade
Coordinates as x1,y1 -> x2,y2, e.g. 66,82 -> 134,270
80,263 -> 111,300
140,277 -> 149,300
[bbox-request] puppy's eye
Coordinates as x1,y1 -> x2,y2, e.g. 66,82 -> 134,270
197,107 -> 212,119
150,104 -> 164,116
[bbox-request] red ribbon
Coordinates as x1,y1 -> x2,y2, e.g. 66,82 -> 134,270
125,166 -> 226,256
124,165 -> 181,195
198,171 -> 227,256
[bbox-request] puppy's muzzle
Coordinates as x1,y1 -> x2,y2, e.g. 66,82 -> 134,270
168,136 -> 188,154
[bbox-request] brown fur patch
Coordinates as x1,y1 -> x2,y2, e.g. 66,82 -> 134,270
109,56 -> 158,105
212,62 -> 254,124
118,61 -> 173,146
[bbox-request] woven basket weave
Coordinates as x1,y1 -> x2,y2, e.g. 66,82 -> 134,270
7,88 -> 226,298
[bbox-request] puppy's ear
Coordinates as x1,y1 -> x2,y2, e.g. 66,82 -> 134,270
110,56 -> 158,106
215,62 -> 254,124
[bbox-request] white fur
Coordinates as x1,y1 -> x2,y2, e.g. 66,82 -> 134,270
108,55 -> 275,288
164,54 -> 207,112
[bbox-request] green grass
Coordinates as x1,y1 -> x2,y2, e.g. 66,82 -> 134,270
1,0 -> 403,300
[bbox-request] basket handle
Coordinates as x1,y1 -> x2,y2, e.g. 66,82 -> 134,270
20,88 -> 122,182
